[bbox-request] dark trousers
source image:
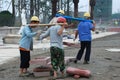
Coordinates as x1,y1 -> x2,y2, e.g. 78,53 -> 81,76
76,41 -> 91,61
20,50 -> 30,68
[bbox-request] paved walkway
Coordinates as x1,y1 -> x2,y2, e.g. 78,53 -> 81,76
0,32 -> 118,65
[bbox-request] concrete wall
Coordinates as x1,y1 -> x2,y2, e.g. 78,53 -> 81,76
0,27 -> 20,44
0,27 -> 20,37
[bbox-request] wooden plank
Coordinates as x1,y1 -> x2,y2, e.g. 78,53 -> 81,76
29,23 -> 68,27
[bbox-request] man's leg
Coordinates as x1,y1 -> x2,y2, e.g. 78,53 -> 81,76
74,41 -> 86,63
84,41 -> 91,64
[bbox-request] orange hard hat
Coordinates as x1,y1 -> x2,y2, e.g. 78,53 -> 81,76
57,17 -> 66,23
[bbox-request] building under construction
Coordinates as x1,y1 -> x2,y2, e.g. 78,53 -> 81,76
94,0 -> 112,21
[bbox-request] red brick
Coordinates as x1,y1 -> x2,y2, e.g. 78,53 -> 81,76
33,66 -> 52,72
30,57 -> 50,66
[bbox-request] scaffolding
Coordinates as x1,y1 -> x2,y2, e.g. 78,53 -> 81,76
94,0 -> 112,20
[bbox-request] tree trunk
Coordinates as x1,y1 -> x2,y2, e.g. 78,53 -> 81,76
30,0 -> 34,17
73,0 -> 79,17
12,0 -> 15,16
90,0 -> 96,19
11,0 -> 15,25
34,0 -> 37,16
67,0 -> 70,15
51,0 -> 58,18
36,0 -> 40,17
90,6 -> 94,19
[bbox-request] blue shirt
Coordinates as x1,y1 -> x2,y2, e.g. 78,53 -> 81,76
77,21 -> 93,41
19,25 -> 37,50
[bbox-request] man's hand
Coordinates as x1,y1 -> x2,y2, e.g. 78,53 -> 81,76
37,30 -> 42,35
35,30 -> 42,40
73,38 -> 76,41
63,23 -> 68,28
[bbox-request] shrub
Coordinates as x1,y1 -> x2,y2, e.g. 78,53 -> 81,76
0,11 -> 15,27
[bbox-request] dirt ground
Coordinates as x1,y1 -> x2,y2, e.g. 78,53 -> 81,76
0,33 -> 120,80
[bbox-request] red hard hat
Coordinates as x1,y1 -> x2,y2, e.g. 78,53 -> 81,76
57,17 -> 66,23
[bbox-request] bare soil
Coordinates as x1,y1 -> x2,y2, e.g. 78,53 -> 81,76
0,33 -> 120,80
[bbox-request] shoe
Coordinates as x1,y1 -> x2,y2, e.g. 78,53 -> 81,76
74,60 -> 77,64
25,71 -> 34,75
19,72 -> 34,77
19,73 -> 30,77
83,61 -> 89,64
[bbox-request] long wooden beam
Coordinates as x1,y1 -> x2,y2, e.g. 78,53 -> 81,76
28,23 -> 68,27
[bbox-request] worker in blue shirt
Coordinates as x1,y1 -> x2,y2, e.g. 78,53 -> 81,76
74,12 -> 95,64
19,16 -> 41,77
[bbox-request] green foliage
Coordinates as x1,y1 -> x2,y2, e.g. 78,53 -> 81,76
0,11 -> 15,27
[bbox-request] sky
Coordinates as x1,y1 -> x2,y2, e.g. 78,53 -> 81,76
112,0 -> 120,14
79,0 -> 120,14
1,0 -> 120,14
78,0 -> 89,12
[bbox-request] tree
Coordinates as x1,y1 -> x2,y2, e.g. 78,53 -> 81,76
6,0 -> 78,25
51,0 -> 59,18
73,0 -> 79,17
30,0 -> 34,17
0,11 -> 14,26
90,0 -> 96,19
12,0 -> 15,16
67,0 -> 70,15
34,0 -> 40,17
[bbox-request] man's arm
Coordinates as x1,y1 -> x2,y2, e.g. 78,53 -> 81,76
40,28 -> 50,40
57,25 -> 65,35
91,26 -> 95,31
74,30 -> 78,41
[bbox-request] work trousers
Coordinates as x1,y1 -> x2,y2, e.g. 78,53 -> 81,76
76,41 -> 91,61
20,50 -> 30,68
50,46 -> 65,72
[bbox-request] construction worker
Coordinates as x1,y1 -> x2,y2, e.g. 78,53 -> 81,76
74,12 -> 95,64
40,17 -> 67,79
83,12 -> 96,26
19,16 -> 41,77
49,10 -> 65,24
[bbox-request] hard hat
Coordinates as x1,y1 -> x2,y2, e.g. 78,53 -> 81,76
57,17 -> 66,23
31,16 -> 40,22
58,10 -> 65,14
83,12 -> 90,17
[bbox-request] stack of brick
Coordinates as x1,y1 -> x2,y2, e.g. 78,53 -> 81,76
33,66 -> 52,77
30,57 -> 52,77
30,57 -> 51,65
30,56 -> 75,77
